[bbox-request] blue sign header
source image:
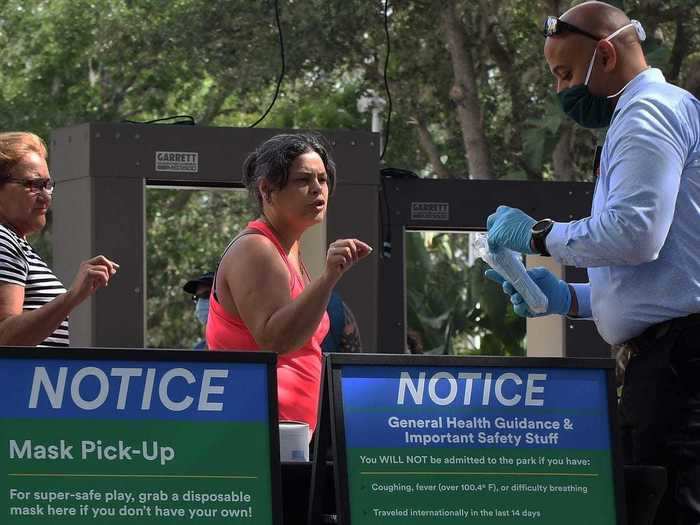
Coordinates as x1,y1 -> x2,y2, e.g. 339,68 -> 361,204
0,359 -> 269,422
341,365 -> 611,450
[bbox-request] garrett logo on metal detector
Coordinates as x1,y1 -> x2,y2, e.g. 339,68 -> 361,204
155,151 -> 199,173
410,202 -> 449,221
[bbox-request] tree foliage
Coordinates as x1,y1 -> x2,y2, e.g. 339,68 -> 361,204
3,0 -> 698,177
146,188 -> 254,348
406,232 -> 525,356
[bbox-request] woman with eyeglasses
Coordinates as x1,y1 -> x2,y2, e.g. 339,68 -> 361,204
0,131 -> 119,347
207,133 -> 371,432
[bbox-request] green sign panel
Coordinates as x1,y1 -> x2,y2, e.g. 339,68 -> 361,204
326,355 -> 625,525
0,349 -> 281,524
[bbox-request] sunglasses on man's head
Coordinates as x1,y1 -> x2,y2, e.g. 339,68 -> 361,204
543,16 -> 600,41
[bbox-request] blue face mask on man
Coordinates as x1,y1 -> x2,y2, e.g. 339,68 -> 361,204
558,21 -> 645,128
195,298 -> 210,325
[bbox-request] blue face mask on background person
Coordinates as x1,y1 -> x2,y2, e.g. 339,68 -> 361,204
195,298 -> 210,325
558,21 -> 645,128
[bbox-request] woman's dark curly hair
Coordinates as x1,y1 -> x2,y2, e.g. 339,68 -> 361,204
242,133 -> 336,213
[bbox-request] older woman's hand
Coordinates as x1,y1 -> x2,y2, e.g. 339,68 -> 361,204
325,239 -> 372,281
66,255 -> 119,306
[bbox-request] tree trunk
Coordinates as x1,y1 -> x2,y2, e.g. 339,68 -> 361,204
545,0 -> 568,16
478,2 -> 541,180
668,16 -> 689,84
684,58 -> 700,99
552,122 -> 576,181
440,0 -> 492,180
479,1 -> 521,148
198,85 -> 231,126
412,116 -> 451,179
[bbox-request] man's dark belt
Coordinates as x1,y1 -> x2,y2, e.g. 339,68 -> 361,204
612,312 -> 700,388
629,312 -> 700,357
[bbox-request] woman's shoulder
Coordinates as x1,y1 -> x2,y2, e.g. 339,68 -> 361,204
0,224 -> 18,239
0,225 -> 25,256
219,232 -> 291,291
222,232 -> 285,269
231,229 -> 277,251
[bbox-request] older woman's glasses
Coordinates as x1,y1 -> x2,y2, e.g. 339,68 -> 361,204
543,16 -> 600,41
2,177 -> 55,195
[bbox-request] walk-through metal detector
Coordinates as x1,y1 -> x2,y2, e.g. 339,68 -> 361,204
378,176 -> 609,358
50,123 -> 380,349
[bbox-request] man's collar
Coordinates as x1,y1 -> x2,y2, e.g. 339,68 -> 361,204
615,67 -> 665,112
608,68 -> 664,126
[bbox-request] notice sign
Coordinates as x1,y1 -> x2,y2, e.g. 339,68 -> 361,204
330,355 -> 623,525
0,349 -> 280,525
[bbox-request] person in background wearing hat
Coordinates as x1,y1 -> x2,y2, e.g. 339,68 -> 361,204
484,2 -> 700,522
183,272 -> 214,350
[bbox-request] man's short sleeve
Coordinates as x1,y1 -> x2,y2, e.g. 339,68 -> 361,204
0,227 -> 28,287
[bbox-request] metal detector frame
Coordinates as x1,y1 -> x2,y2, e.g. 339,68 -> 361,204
50,123 -> 380,349
377,177 -> 607,358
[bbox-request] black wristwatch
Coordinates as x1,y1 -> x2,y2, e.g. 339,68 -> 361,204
531,218 -> 554,256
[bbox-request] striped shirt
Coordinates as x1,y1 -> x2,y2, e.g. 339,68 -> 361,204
0,224 -> 69,346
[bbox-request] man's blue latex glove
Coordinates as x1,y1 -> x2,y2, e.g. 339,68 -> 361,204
486,205 -> 536,254
484,267 -> 571,317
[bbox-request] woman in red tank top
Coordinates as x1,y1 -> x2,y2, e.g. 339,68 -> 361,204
207,134 -> 371,433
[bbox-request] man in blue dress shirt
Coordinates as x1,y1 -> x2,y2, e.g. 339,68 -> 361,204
485,2 -> 700,523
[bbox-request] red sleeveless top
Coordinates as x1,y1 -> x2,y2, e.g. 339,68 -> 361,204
206,220 -> 329,432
